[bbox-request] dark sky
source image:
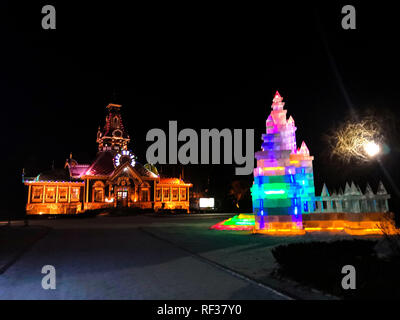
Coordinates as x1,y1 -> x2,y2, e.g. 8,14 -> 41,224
1,2 -> 400,216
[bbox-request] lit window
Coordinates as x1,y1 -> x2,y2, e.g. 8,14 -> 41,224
113,117 -> 119,128
71,187 -> 80,202
94,188 -> 104,202
156,188 -> 162,201
141,190 -> 149,202
172,188 -> 179,201
163,189 -> 170,201
58,187 -> 68,202
32,186 -> 43,202
45,187 -> 56,202
180,188 -> 186,200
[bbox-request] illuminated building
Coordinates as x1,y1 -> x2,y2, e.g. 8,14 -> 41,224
23,103 -> 192,214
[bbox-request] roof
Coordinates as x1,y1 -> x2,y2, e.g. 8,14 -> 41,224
84,151 -> 158,178
85,151 -> 116,176
159,177 -> 192,187
69,164 -> 90,178
160,177 -> 182,184
106,103 -> 121,110
35,168 -> 77,182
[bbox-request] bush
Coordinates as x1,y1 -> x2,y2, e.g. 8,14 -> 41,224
271,239 -> 400,299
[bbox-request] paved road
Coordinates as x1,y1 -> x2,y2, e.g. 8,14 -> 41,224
0,216 -> 289,300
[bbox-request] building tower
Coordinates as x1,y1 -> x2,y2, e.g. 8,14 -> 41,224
96,104 -> 130,152
250,91 -> 316,233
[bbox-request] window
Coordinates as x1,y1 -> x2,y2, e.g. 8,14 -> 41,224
113,116 -> 119,128
163,188 -> 170,201
32,186 -> 43,202
92,181 -> 105,202
71,187 -> 80,202
172,188 -> 179,201
141,190 -> 149,202
117,190 -> 127,200
94,188 -> 104,202
58,187 -> 68,202
45,187 -> 56,202
180,188 -> 186,201
156,188 -> 162,201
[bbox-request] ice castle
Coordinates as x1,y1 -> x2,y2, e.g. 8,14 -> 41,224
211,91 -> 394,235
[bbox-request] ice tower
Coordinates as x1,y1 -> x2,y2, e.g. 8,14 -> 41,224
250,91 -> 316,233
211,91 -> 396,235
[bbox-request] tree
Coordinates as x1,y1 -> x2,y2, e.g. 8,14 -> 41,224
144,163 -> 159,176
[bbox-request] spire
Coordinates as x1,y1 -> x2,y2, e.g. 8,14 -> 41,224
349,181 -> 360,195
298,141 -> 310,155
271,90 -> 285,111
273,91 -> 283,103
344,182 -> 351,195
376,181 -> 388,195
321,183 -> 330,197
97,103 -> 130,152
365,183 -> 374,197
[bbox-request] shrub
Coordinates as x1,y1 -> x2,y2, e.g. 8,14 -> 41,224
271,240 -> 400,299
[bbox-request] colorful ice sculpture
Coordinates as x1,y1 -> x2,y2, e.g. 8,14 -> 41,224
250,91 -> 316,233
210,91 -> 396,236
210,214 -> 255,231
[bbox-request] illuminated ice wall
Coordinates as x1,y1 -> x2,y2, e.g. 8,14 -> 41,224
250,91 -> 316,231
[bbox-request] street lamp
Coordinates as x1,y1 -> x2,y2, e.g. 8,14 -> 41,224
364,140 -> 380,158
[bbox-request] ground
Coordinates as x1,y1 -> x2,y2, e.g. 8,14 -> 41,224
0,214 -> 347,300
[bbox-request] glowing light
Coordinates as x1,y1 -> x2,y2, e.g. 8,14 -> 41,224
263,167 -> 285,171
199,198 -> 215,208
114,150 -> 136,167
364,141 -> 380,157
328,117 -> 384,163
210,214 -> 255,231
265,190 -> 285,195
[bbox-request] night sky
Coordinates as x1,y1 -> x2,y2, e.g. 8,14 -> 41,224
2,2 -> 400,218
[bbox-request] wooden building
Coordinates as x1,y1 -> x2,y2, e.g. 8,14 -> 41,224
23,103 -> 192,214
